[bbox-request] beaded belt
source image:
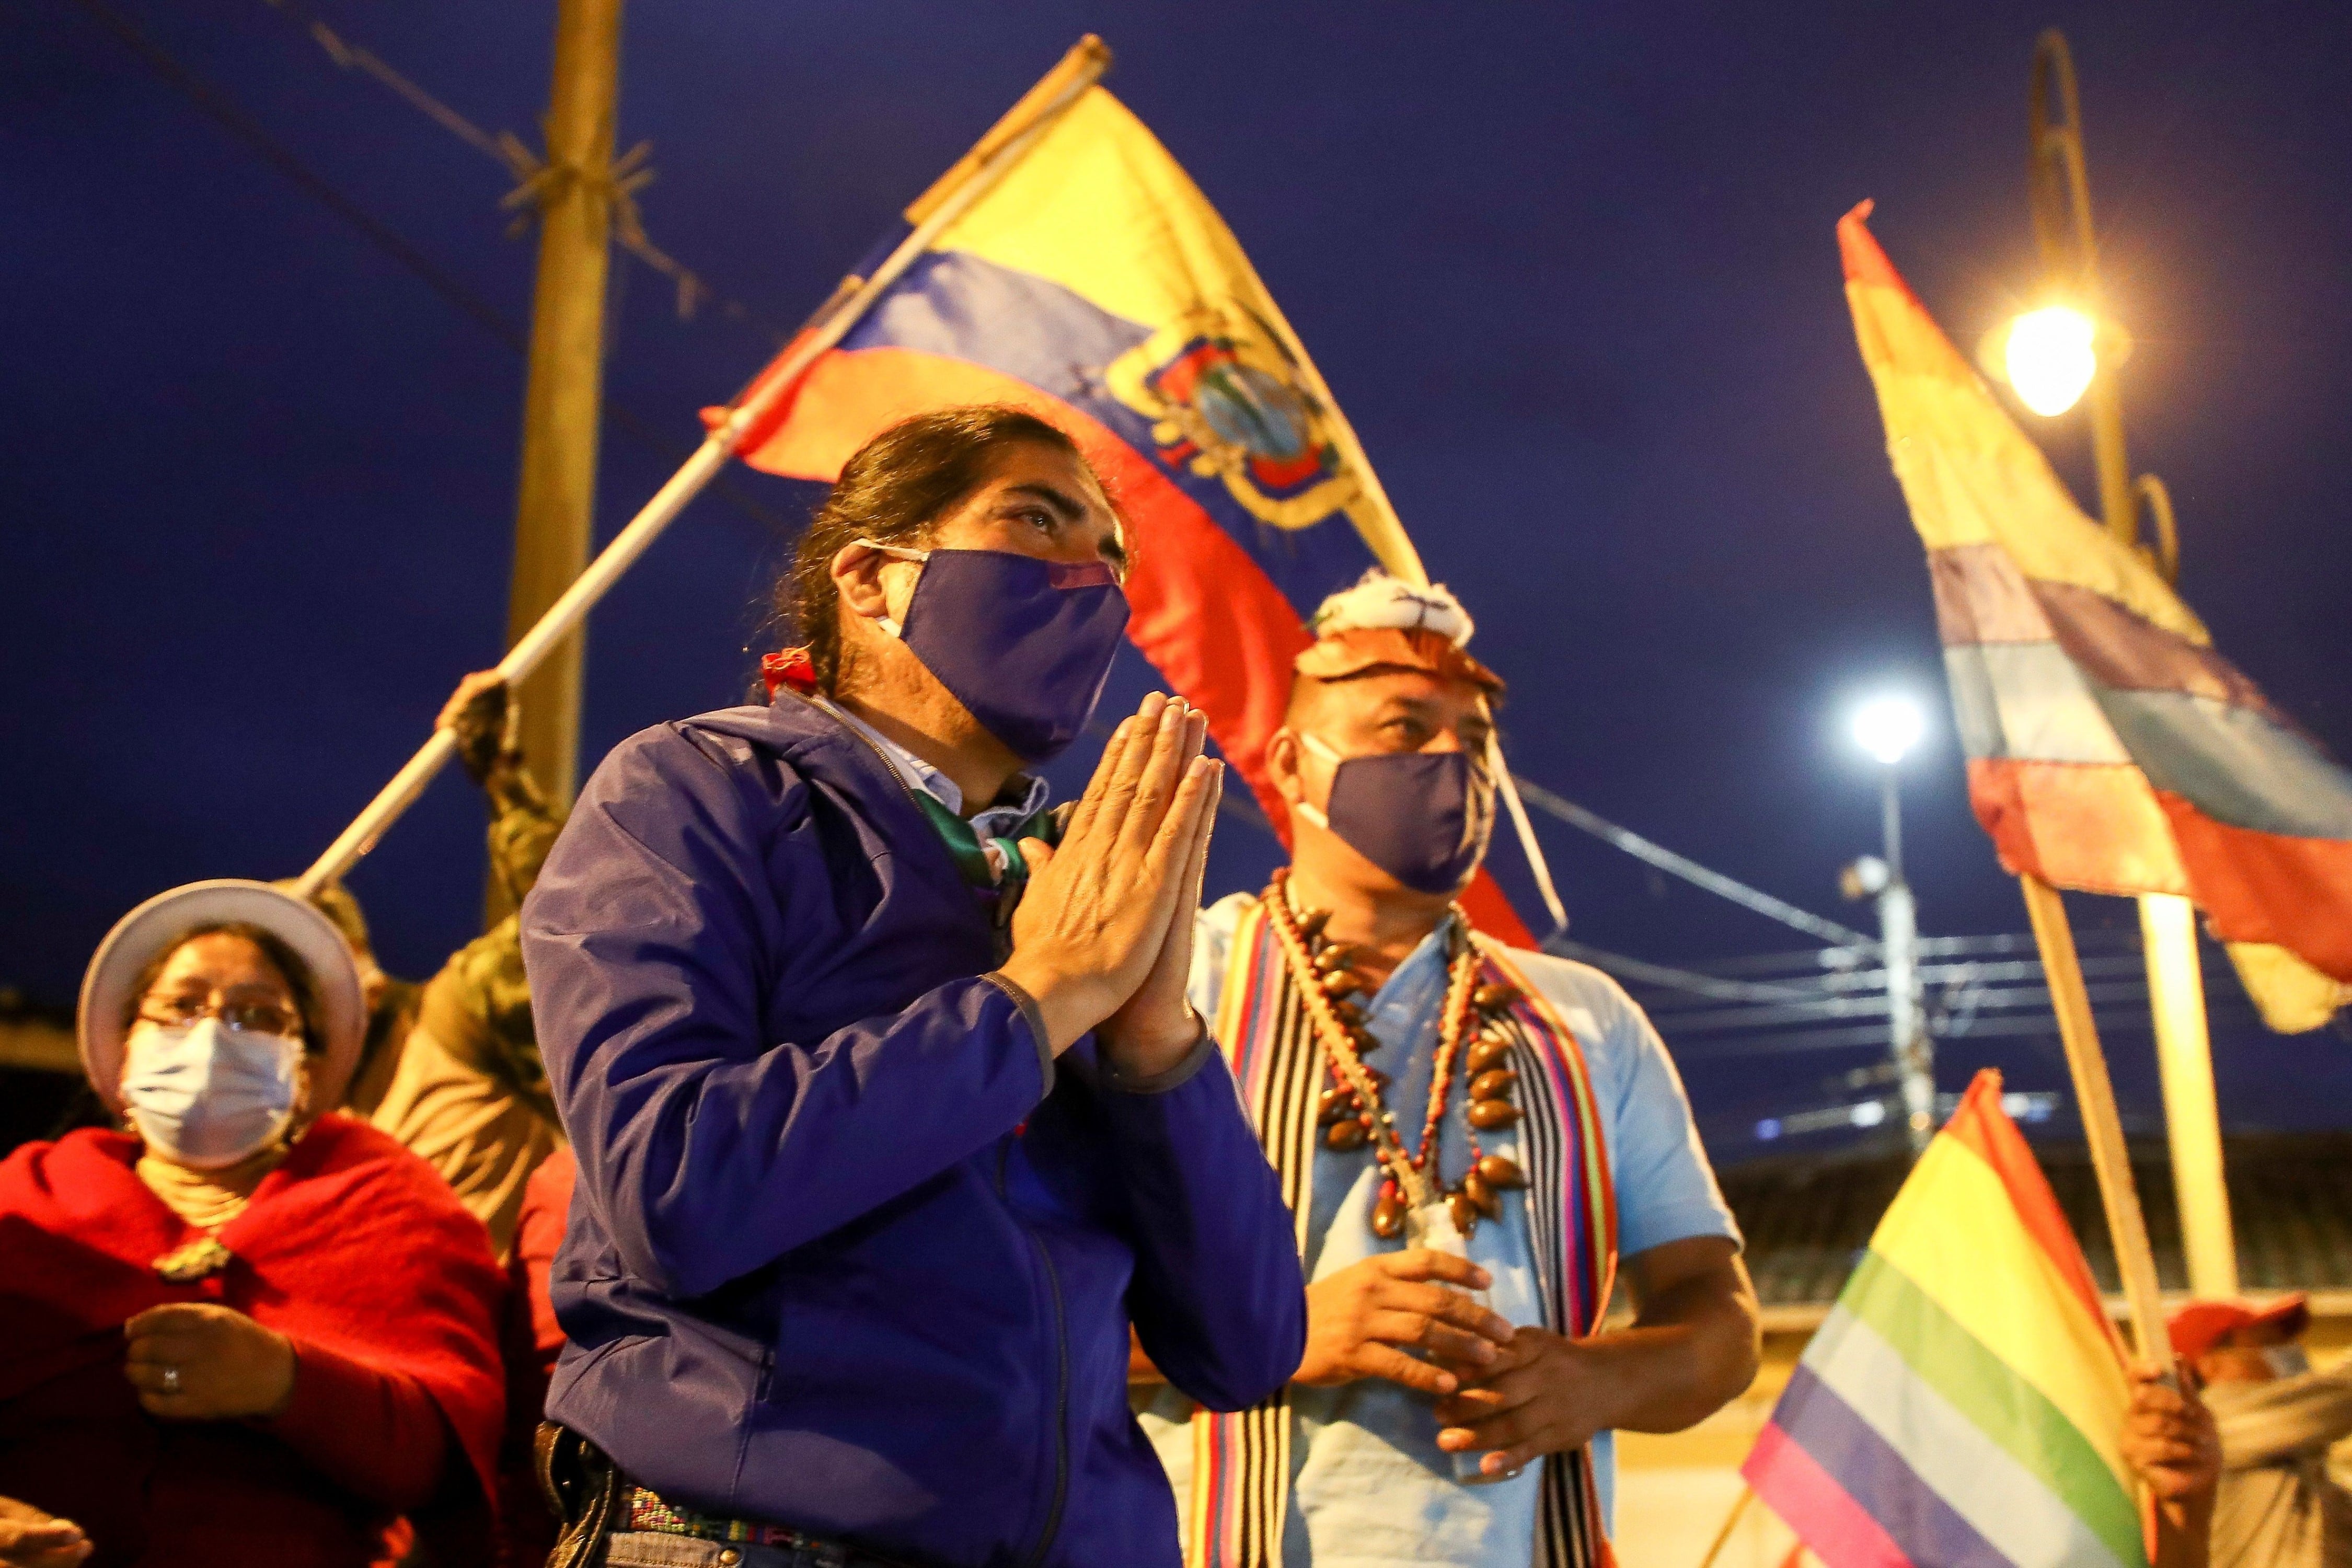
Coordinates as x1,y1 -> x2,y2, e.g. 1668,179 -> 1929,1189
626,1486 -> 860,1562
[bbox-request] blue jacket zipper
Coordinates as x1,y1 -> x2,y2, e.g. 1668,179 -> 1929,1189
1000,1138 -> 1071,1568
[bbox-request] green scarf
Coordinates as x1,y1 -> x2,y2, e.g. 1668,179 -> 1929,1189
910,791 -> 1063,900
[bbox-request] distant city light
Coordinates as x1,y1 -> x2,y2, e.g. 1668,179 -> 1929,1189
2003,306 -> 2099,417
1851,695 -> 1926,767
1849,1100 -> 1888,1128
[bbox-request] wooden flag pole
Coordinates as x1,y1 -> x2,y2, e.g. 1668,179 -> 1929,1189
292,37 -> 1113,898
2019,873 -> 2168,1362
1693,1486 -> 1757,1568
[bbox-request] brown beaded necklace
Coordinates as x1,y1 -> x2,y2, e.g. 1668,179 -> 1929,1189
1262,869 -> 1529,1240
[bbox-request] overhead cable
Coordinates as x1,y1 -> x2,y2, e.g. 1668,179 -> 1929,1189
64,0 -> 794,539
1541,936 -> 1822,1005
256,0 -> 778,330
1510,775 -> 1876,948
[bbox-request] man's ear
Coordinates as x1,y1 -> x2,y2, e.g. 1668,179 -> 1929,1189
831,542 -> 893,621
1265,727 -> 1306,807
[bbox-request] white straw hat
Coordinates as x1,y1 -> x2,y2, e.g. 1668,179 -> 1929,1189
76,879 -> 366,1113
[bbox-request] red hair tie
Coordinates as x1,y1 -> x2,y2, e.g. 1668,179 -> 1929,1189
761,648 -> 818,699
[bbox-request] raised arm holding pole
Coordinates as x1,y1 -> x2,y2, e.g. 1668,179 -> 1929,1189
294,35 -> 1114,898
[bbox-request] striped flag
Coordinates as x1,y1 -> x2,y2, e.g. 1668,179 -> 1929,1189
1839,203 -> 2352,1031
714,84 -> 1535,942
1743,1070 -> 2147,1568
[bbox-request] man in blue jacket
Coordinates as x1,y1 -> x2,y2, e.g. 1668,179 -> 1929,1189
522,406 -> 1307,1568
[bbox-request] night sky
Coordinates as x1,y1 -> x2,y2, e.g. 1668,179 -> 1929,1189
8,2 -> 2349,1158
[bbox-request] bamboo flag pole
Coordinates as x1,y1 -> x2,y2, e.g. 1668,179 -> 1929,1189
292,36 -> 1114,898
2019,873 -> 2169,1363
1693,1486 -> 1757,1568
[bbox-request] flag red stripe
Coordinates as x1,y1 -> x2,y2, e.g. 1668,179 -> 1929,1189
2160,795 -> 2352,979
1964,757 -> 2190,898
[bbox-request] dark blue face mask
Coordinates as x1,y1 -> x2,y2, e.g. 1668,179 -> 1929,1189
874,545 -> 1131,764
1295,732 -> 1494,894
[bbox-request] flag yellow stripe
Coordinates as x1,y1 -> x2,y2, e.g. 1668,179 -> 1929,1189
939,89 -> 1251,337
1847,276 -> 2208,647
1868,1135 -> 2135,1493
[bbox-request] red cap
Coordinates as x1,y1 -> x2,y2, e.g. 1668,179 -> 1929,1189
2167,1294 -> 2310,1363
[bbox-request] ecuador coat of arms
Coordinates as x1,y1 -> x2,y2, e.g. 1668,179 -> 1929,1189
1104,301 -> 1363,531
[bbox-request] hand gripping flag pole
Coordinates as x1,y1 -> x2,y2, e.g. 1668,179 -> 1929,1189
290,37 -> 1113,899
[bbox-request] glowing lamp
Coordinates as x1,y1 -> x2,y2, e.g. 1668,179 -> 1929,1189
1852,696 -> 1925,767
2002,305 -> 2099,416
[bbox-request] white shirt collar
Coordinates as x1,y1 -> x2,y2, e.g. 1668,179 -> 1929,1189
809,693 -> 1051,829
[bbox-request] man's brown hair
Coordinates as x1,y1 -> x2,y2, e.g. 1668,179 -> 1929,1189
773,405 -> 1089,693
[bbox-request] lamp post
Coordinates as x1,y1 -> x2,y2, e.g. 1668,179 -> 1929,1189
1844,696 -> 1934,1155
1990,29 -> 2236,1297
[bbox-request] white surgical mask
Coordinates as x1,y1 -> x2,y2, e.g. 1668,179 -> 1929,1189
2264,1345 -> 2313,1380
119,1018 -> 302,1169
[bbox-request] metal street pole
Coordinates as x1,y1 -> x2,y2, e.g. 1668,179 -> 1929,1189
2028,29 -> 2235,1295
1877,769 -> 1933,1154
506,0 -> 624,817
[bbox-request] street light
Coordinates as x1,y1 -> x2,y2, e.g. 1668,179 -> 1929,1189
2008,30 -> 2236,1298
1978,30 -> 2181,580
1851,695 -> 1926,773
1842,693 -> 1932,1151
2000,305 -> 2099,417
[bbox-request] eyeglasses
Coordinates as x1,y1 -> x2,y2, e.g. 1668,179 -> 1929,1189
136,992 -> 303,1038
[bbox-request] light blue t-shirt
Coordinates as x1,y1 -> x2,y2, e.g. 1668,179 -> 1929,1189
1140,894 -> 1740,1568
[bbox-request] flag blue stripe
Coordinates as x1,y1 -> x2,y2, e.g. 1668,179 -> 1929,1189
1773,1363 -> 2017,1568
2094,687 -> 2352,841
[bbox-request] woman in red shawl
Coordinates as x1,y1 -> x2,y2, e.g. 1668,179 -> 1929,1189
0,880 -> 505,1568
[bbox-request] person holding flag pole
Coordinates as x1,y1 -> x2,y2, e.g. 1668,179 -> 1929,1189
1724,200 -> 2343,1568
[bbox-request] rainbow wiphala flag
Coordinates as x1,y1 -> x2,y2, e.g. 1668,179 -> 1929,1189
1743,1071 -> 2146,1568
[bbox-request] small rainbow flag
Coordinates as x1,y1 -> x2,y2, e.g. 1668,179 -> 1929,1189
1743,1070 -> 2147,1568
714,78 -> 1533,941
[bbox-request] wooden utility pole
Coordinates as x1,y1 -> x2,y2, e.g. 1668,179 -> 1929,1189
505,0 -> 624,816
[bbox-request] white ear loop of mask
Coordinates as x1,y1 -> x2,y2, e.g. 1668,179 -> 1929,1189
855,539 -> 930,640
1292,730 -> 1340,829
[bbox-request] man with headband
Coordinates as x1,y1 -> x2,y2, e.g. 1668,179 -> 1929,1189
522,407 -> 1305,1568
1137,573 -> 1759,1568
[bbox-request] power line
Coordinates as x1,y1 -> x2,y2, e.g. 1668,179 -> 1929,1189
1541,936 -> 1824,1005
1511,774 -> 1877,948
255,0 -> 783,333
63,0 -> 797,539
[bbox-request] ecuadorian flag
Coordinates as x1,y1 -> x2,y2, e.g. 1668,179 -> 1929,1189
723,81 -> 1531,941
1744,1070 -> 2147,1568
1839,203 -> 2352,1031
